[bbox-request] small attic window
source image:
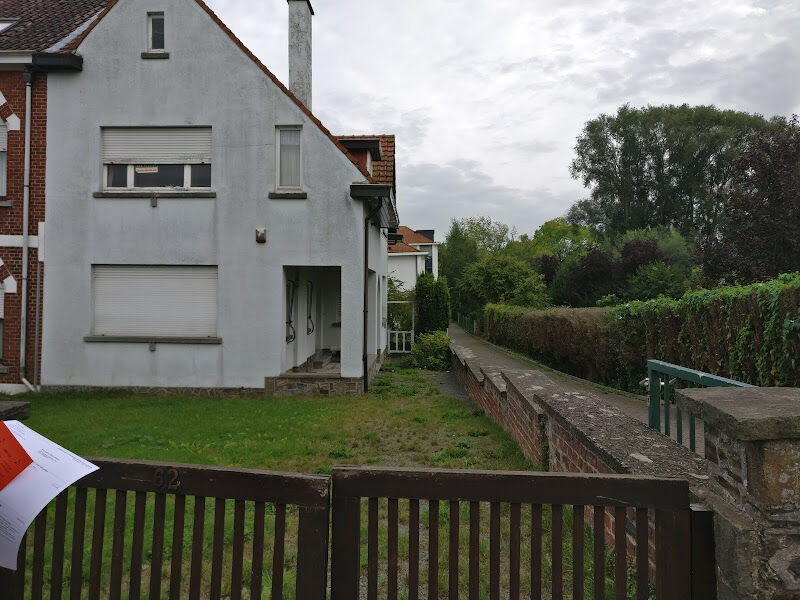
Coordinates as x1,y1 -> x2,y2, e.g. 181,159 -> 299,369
148,12 -> 165,51
0,20 -> 18,34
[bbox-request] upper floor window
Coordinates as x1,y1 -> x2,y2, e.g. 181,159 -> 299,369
102,127 -> 212,191
0,122 -> 6,197
277,127 -> 302,190
148,12 -> 165,52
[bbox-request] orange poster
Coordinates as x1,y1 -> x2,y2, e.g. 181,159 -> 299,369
0,421 -> 33,491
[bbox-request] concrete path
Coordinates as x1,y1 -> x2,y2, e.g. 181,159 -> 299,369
448,323 -> 705,454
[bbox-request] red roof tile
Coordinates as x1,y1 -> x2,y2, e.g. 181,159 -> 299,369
388,241 -> 422,254
338,134 -> 395,189
0,0 -> 112,52
397,226 -> 434,244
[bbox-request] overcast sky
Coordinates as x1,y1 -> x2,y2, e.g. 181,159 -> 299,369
206,0 -> 800,240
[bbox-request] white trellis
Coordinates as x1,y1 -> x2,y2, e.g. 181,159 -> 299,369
388,300 -> 414,354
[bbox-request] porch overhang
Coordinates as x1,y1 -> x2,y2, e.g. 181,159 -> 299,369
350,183 -> 399,229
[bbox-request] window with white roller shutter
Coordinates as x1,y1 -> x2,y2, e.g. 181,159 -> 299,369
92,266 -> 217,337
101,127 -> 212,190
0,122 -> 7,197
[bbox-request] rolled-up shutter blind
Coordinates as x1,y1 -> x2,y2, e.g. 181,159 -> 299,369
93,266 -> 217,337
102,127 -> 211,164
0,124 -> 7,152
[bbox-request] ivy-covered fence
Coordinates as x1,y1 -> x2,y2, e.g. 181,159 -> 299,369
483,273 -> 800,392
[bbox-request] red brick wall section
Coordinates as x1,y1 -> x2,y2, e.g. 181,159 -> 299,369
451,347 -> 658,581
0,71 -> 47,385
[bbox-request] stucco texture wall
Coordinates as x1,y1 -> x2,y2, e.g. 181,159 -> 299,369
42,0 -> 376,388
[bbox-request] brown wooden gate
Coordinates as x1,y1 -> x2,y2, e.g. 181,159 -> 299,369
0,457 -> 330,600
0,461 -> 715,599
330,466 -> 713,600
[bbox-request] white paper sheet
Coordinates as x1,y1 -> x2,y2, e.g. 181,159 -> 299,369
0,421 -> 98,570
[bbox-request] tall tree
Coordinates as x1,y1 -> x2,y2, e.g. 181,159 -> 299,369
700,116 -> 800,283
568,104 -> 779,236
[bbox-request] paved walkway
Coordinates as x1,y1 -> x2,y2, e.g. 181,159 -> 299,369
448,323 -> 705,454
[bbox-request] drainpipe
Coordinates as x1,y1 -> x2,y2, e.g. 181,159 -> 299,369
19,69 -> 34,392
363,198 -> 383,393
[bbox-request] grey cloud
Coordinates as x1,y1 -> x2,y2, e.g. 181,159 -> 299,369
396,161 -> 573,236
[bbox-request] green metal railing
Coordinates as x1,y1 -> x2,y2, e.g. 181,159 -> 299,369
647,359 -> 755,452
454,312 -> 476,335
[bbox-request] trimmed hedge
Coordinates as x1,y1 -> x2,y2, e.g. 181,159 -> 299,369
483,273 -> 800,392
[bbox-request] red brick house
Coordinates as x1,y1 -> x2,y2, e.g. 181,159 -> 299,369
0,1 -> 111,391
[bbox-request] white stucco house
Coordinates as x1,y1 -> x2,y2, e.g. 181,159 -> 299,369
388,227 -> 439,290
1,0 -> 398,394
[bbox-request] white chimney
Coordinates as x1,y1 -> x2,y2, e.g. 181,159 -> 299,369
287,0 -> 313,110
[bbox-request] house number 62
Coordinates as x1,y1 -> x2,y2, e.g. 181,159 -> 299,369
154,467 -> 180,491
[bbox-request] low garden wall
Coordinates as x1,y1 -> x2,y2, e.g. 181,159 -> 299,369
451,343 -> 797,599
483,272 -> 800,392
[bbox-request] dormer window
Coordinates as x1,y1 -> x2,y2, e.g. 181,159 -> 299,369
149,13 -> 165,50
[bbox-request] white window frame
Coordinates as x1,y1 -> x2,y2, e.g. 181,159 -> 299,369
101,127 -> 212,192
147,12 -> 166,53
102,164 -> 211,192
275,126 -> 303,192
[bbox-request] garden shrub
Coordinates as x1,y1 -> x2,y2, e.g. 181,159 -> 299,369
415,273 -> 450,334
484,272 -> 800,392
411,331 -> 453,371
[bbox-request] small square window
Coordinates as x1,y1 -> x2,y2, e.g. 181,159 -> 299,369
133,164 -> 183,188
106,164 -> 127,188
191,164 -> 211,188
149,13 -> 165,51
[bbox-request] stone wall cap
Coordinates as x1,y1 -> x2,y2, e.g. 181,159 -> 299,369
676,387 -> 800,441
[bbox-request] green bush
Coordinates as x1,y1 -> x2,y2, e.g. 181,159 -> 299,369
623,262 -> 688,301
415,273 -> 450,334
484,273 -> 800,391
411,331 -> 453,370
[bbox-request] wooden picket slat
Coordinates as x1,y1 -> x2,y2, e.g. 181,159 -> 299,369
251,501 -> 266,600
367,497 -> 378,600
593,506 -> 605,600
388,498 -> 399,600
448,500 -> 459,600
50,490 -> 69,599
168,494 -> 186,600
573,505 -> 584,600
615,506 -> 627,600
509,503 -> 520,600
70,488 -> 88,600
230,499 -> 245,600
489,501 -> 500,600
109,489 -> 127,600
149,493 -> 167,600
469,501 -> 479,600
531,504 -> 543,600
428,500 -> 439,599
409,499 -> 420,600
129,490 -> 147,600
552,504 -> 563,600
271,503 -> 287,600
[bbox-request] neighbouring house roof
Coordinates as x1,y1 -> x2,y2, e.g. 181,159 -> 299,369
338,134 -> 395,190
0,0 -> 374,183
0,0 -> 112,52
388,242 -> 422,254
397,226 -> 434,245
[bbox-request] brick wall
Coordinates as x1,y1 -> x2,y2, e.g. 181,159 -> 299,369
0,71 -> 47,386
450,345 -> 713,584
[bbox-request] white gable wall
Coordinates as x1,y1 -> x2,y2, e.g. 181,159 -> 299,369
41,0 -> 378,388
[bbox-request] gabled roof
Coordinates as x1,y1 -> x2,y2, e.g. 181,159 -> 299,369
0,0 -> 374,183
338,134 -> 394,189
388,241 -> 422,254
397,226 -> 434,245
0,0 -> 112,52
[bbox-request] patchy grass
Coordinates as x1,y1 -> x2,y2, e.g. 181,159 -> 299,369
24,366 -> 532,475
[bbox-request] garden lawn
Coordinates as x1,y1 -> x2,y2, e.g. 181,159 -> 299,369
23,364 -> 533,474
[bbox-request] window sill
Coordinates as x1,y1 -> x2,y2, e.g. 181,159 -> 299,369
141,51 -> 169,59
269,191 -> 307,200
84,335 -> 222,345
0,365 -> 8,374
93,190 -> 216,199
0,200 -> 11,208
